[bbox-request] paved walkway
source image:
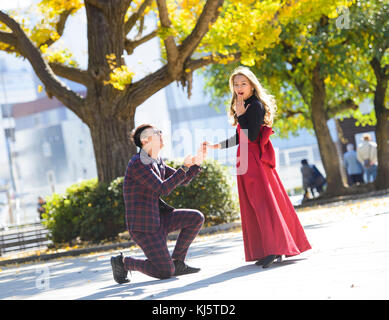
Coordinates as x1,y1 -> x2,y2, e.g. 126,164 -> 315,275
1,196 -> 389,300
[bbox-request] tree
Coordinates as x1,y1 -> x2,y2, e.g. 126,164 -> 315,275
341,0 -> 389,189
0,0 -> 230,183
0,0 -> 351,183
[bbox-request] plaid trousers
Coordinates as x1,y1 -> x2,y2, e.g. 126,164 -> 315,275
123,208 -> 204,279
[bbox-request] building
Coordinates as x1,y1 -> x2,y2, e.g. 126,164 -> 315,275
0,53 -> 39,227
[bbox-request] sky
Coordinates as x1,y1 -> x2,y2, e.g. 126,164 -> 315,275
0,0 -> 32,10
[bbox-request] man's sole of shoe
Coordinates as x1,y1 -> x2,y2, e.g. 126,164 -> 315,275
110,256 -> 130,284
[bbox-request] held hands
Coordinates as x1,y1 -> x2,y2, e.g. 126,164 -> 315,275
183,143 -> 208,167
202,141 -> 220,150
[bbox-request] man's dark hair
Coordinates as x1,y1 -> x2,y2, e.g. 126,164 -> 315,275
301,159 -> 308,165
130,124 -> 153,148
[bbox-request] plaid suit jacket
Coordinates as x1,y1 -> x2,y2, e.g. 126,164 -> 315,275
124,152 -> 202,233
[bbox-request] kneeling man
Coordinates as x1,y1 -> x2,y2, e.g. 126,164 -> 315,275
111,124 -> 207,283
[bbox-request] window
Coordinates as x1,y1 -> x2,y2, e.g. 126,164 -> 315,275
42,141 -> 52,157
288,149 -> 309,166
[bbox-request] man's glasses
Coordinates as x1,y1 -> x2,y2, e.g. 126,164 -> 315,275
140,128 -> 163,141
152,129 -> 163,136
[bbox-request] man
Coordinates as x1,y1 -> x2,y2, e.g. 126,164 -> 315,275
37,196 -> 46,220
343,143 -> 364,186
356,133 -> 378,183
110,124 -> 207,284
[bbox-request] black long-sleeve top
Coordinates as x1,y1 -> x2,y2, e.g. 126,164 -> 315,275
219,95 -> 265,149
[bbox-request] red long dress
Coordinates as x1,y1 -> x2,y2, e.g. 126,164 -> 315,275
236,123 -> 311,262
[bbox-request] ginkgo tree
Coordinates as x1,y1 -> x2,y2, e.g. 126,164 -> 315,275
205,0 -> 388,196
0,0 -> 352,183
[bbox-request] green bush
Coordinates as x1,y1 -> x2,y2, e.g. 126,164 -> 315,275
42,178 -> 126,244
163,159 -> 239,227
42,159 -> 239,245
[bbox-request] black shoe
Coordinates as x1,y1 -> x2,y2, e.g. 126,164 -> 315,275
110,252 -> 130,284
255,255 -> 281,266
262,255 -> 277,268
173,260 -> 200,276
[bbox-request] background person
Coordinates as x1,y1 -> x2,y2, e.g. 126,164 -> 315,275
357,133 -> 378,183
343,143 -> 364,186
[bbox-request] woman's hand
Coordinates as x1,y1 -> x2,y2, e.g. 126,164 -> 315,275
202,141 -> 220,149
235,94 -> 249,116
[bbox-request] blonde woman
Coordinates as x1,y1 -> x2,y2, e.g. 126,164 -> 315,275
203,66 -> 311,268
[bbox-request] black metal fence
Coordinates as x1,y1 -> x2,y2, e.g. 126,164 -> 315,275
0,223 -> 51,256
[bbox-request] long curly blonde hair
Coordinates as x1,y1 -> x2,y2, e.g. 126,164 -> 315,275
228,66 -> 277,127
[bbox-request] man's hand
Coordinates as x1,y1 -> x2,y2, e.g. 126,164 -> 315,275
193,143 -> 207,166
183,154 -> 195,167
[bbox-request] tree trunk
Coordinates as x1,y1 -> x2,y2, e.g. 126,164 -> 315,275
82,2 -> 136,183
310,64 -> 346,196
371,59 -> 389,189
88,113 -> 136,183
375,111 -> 389,189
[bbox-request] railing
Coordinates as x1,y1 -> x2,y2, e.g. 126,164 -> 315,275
0,222 -> 51,256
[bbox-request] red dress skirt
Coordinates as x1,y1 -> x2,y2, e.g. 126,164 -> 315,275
236,123 -> 311,261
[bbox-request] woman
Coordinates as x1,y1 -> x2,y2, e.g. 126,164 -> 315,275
204,66 -> 311,268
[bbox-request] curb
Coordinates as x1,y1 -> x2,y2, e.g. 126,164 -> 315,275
0,222 -> 242,267
295,188 -> 389,209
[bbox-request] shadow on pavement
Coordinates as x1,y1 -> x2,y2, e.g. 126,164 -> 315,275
141,258 -> 304,300
77,258 -> 305,300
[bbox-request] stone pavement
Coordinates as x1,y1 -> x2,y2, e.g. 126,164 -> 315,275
1,195 -> 389,300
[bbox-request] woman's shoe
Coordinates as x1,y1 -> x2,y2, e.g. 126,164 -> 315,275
262,255 -> 277,268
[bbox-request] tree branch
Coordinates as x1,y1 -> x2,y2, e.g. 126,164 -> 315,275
134,16 -> 145,40
326,98 -> 359,118
124,29 -> 157,54
0,10 -> 84,116
48,62 -> 92,87
38,9 -> 74,48
0,30 -> 18,51
179,0 -> 224,60
384,64 -> 389,81
156,0 -> 179,70
117,0 -> 227,116
124,0 -> 152,34
370,57 -> 383,80
117,65 -> 171,119
185,52 -> 241,71
116,51 -> 240,118
284,109 -> 305,117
